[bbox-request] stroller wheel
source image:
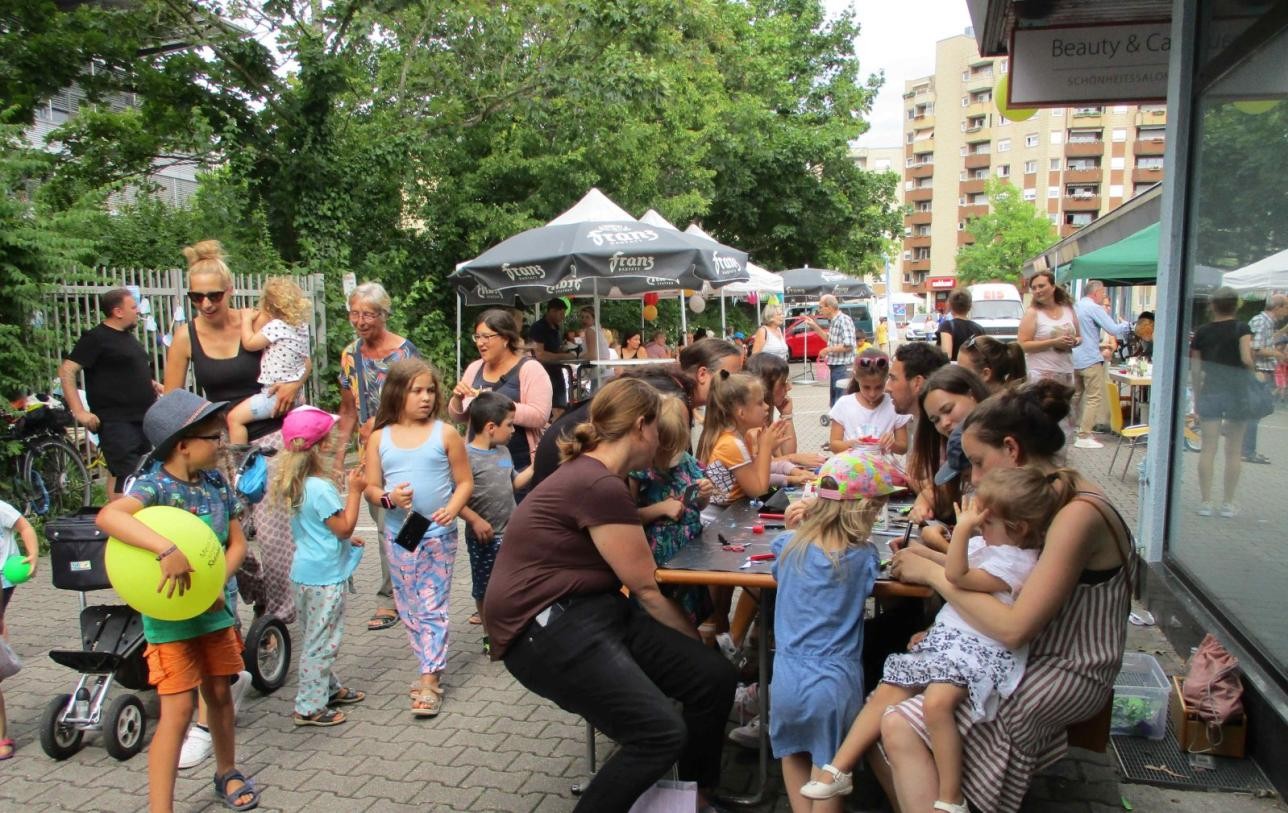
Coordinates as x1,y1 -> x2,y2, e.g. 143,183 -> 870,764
245,615 -> 291,693
40,694 -> 85,760
103,694 -> 147,761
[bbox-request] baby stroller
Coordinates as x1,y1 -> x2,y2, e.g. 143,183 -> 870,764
40,507 -> 149,761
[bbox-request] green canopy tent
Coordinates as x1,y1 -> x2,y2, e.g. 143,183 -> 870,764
1057,223 -> 1160,283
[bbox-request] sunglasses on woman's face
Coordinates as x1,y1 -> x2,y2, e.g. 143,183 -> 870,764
187,290 -> 227,305
857,356 -> 889,371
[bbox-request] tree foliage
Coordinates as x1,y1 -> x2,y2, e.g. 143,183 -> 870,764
3,0 -> 899,385
954,179 -> 1058,285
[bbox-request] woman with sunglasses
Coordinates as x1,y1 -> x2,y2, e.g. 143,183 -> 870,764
827,349 -> 911,455
163,239 -> 309,769
448,309 -> 553,490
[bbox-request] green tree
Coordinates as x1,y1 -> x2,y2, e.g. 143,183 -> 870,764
955,179 -> 1058,285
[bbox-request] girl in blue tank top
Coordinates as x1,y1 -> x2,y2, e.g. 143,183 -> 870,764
364,359 -> 473,718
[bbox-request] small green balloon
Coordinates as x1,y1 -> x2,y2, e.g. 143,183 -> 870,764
2,555 -> 32,585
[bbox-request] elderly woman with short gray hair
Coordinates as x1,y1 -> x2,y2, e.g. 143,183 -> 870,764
752,303 -> 789,361
334,281 -> 420,631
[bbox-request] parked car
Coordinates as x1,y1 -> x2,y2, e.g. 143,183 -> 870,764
785,316 -> 828,360
904,315 -> 940,343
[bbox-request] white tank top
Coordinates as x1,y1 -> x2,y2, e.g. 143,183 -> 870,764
759,326 -> 788,360
1026,305 -> 1077,376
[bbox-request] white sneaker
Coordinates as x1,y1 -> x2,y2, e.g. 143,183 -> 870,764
1219,503 -> 1237,518
800,764 -> 853,799
177,725 -> 212,770
1197,502 -> 1213,517
230,670 -> 253,717
728,716 -> 762,749
933,802 -> 970,813
714,633 -> 738,662
1074,437 -> 1104,450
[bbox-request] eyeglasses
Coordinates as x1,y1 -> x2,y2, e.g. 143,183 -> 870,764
856,356 -> 889,371
187,290 -> 226,305
472,332 -> 501,343
185,433 -> 224,443
348,310 -> 384,322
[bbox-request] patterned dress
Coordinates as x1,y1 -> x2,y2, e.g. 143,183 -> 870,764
886,492 -> 1131,813
629,453 -> 711,625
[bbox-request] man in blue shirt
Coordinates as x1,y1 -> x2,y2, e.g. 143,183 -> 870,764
529,298 -> 579,413
1072,281 -> 1131,449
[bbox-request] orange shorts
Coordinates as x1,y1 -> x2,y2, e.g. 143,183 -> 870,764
144,626 -> 245,695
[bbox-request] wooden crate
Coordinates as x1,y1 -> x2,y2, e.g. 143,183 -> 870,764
1169,676 -> 1247,758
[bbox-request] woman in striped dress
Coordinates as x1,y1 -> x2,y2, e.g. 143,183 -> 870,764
876,380 -> 1131,813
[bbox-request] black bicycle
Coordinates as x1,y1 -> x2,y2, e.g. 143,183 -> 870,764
4,394 -> 92,518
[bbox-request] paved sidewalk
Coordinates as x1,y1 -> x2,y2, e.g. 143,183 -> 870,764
0,362 -> 1282,811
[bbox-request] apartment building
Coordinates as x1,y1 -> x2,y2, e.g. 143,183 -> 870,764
850,145 -> 906,295
902,32 -> 1167,310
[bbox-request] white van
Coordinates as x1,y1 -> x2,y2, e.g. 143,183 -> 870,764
967,283 -> 1024,342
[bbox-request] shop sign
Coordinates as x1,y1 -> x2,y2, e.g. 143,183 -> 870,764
928,276 -> 956,291
1010,23 -> 1170,106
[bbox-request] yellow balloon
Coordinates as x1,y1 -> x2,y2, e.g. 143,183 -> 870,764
1232,100 -> 1279,115
995,75 -> 1037,123
642,304 -> 659,322
106,506 -> 226,621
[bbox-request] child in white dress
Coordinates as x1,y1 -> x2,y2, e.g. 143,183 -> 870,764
801,465 -> 1074,813
228,276 -> 311,444
827,349 -> 911,455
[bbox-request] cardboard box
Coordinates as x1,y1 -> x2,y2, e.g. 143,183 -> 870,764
1170,676 -> 1247,758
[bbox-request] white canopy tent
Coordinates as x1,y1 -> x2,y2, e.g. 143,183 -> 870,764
1222,247 -> 1288,292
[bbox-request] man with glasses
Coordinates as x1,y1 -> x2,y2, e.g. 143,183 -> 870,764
59,287 -> 163,496
333,281 -> 419,632
803,294 -> 856,406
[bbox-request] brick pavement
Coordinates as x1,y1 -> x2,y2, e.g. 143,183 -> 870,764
0,362 -> 1282,812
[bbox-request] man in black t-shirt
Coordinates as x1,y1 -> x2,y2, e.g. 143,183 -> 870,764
59,288 -> 161,495
528,298 -> 579,412
937,287 -> 985,361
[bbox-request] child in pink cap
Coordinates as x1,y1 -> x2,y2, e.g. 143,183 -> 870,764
270,405 -> 368,726
768,450 -> 908,813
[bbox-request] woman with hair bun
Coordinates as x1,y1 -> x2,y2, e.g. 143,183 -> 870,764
483,378 -> 736,813
870,379 -> 1132,813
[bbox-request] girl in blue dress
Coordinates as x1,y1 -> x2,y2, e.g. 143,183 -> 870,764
769,450 -> 907,813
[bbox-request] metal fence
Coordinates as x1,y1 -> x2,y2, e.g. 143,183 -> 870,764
45,267 -> 329,404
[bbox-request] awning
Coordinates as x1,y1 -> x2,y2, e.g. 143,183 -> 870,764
1059,223 -> 1161,283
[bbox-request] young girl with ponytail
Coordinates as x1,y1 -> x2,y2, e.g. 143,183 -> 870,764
696,371 -> 791,505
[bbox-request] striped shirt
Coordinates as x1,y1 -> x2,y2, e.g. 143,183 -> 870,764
1249,311 -> 1277,372
888,491 -> 1130,813
825,311 -> 856,367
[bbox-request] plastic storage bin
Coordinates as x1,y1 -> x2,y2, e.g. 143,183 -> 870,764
1112,651 -> 1170,739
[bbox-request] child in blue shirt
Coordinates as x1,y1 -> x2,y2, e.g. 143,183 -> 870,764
271,406 -> 367,727
97,390 -> 258,812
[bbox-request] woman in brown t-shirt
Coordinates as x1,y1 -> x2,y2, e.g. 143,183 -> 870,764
483,378 -> 736,812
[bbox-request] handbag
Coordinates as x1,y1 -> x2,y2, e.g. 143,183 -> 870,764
627,780 -> 698,813
0,636 -> 22,679
1182,633 -> 1244,725
813,358 -> 830,384
1246,373 -> 1274,420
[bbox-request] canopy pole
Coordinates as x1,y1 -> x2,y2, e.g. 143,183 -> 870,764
720,291 -> 727,337
455,292 -> 462,381
680,292 -> 688,346
593,282 -> 603,391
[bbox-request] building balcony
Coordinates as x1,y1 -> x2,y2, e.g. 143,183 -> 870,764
1132,167 -> 1164,184
959,178 -> 988,196
1064,168 -> 1103,184
905,235 -> 932,249
906,258 -> 931,273
964,153 -> 991,169
958,231 -> 976,246
1070,110 -> 1103,124
903,281 -> 927,295
908,163 -> 935,179
965,101 -> 992,119
1063,195 -> 1102,212
1060,224 -> 1082,238
907,187 -> 934,203
906,211 -> 933,226
1136,109 -> 1168,126
1065,141 -> 1105,157
959,203 -> 990,220
1134,139 -> 1167,156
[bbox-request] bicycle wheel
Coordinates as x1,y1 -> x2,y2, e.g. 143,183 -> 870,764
23,437 -> 92,517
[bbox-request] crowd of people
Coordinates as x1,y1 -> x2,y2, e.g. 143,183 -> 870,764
14,250 -> 1273,813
